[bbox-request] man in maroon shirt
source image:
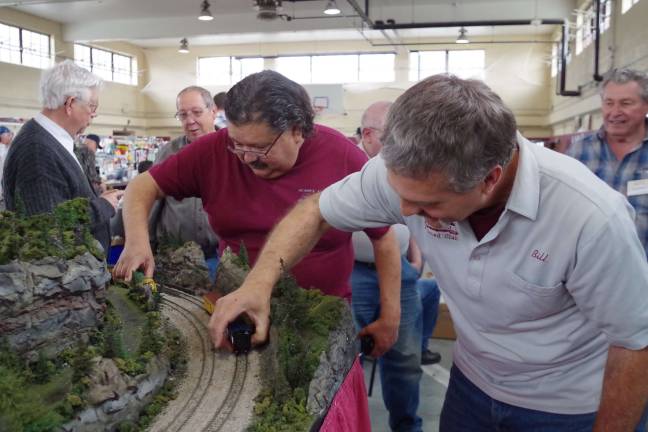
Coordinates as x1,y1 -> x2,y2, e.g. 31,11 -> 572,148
113,71 -> 401,359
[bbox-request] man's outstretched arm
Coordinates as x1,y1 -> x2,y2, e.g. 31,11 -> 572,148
208,193 -> 330,350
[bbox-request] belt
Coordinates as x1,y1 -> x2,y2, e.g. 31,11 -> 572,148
354,260 -> 376,270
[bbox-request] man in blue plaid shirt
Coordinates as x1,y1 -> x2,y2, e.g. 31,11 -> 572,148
568,68 -> 648,257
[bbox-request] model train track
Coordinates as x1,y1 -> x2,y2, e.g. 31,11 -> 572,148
205,354 -> 248,431
148,288 -> 253,432
158,295 -> 216,432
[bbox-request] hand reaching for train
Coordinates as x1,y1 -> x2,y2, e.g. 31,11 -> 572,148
208,285 -> 271,351
112,241 -> 155,282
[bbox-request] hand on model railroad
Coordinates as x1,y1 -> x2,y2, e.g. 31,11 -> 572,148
112,241 -> 155,282
208,285 -> 271,352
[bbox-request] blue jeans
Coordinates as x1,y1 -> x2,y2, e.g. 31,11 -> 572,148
441,365 -> 648,432
351,256 -> 423,432
417,278 -> 440,351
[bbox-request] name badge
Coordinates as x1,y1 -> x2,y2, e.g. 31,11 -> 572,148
627,179 -> 648,196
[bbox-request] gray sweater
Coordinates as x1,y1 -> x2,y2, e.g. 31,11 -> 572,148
149,135 -> 219,256
2,119 -> 114,253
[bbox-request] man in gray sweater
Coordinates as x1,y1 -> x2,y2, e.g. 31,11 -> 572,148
2,60 -> 122,254
149,86 -> 219,278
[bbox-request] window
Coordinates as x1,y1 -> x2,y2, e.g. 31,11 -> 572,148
233,57 -> 264,82
409,51 -> 445,81
312,55 -> 358,84
275,56 -> 311,83
600,0 -> 612,32
0,22 -> 51,69
275,53 -> 395,84
74,44 -> 137,85
575,3 -> 596,55
198,56 -> 264,86
409,50 -> 485,81
359,53 -> 395,82
622,0 -> 640,13
448,50 -> 485,79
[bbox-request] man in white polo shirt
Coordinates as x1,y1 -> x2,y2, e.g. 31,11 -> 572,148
210,74 -> 648,431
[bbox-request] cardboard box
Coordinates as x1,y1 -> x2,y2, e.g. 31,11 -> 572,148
432,303 -> 456,340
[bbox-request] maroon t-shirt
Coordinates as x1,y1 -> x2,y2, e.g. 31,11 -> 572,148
149,125 -> 388,299
467,203 -> 505,241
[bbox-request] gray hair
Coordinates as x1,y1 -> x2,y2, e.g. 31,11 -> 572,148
177,86 -> 215,109
40,60 -> 102,109
225,70 -> 314,137
601,68 -> 648,103
381,74 -> 517,193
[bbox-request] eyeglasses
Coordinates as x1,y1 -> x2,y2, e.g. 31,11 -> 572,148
175,108 -> 207,122
70,97 -> 98,114
227,131 -> 283,159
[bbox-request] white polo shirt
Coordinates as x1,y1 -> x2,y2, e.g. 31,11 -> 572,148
320,134 -> 648,414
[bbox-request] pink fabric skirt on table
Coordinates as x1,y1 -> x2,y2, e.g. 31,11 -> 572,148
320,357 -> 371,432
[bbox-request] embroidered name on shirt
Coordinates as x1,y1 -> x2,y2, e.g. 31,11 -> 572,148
297,188 -> 319,200
425,219 -> 459,241
531,249 -> 548,262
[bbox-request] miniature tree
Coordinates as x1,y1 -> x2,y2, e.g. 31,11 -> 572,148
102,309 -> 125,359
138,312 -> 164,356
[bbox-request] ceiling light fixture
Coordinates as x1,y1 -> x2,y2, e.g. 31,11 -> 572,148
323,0 -> 341,15
198,0 -> 214,21
255,0 -> 283,21
456,27 -> 469,44
178,38 -> 189,54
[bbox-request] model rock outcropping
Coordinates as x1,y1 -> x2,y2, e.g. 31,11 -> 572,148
0,199 -> 180,432
154,241 -> 212,295
0,199 -> 109,358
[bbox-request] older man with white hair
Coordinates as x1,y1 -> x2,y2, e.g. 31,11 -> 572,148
2,60 -> 122,253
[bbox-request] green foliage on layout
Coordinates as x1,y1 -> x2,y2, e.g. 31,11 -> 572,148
236,241 -> 250,270
0,338 -> 67,431
247,264 -> 345,431
0,297 -> 186,431
0,198 -> 103,264
138,312 -> 164,357
102,305 -> 126,359
120,271 -> 161,312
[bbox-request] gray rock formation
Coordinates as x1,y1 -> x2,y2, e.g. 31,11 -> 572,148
307,307 -> 358,417
214,247 -> 248,295
155,241 -> 212,295
0,252 -> 110,357
86,358 -> 136,405
60,355 -> 170,432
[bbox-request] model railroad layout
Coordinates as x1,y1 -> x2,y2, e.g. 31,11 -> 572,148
148,286 -> 261,432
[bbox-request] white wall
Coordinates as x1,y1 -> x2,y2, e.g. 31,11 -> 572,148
1,8 -> 556,138
141,37 -> 553,137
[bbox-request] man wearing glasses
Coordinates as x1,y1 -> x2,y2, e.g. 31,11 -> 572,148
116,70 -> 399,343
148,86 -> 219,279
2,60 -> 122,254
114,71 -> 401,430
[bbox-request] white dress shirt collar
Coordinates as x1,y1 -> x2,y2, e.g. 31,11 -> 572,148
34,112 -> 81,167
